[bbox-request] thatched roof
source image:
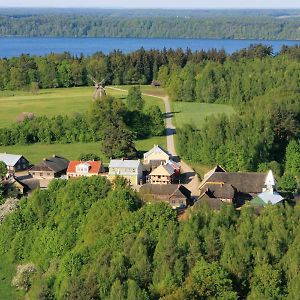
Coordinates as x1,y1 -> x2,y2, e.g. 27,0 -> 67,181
201,171 -> 267,194
203,183 -> 236,199
30,155 -> 69,173
140,184 -> 191,200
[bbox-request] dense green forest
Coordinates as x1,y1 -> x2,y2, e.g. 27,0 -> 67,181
155,45 -> 300,189
0,48 -> 227,90
1,9 -> 300,39
1,176 -> 300,299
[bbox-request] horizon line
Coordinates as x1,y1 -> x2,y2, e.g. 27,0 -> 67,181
1,6 -> 300,10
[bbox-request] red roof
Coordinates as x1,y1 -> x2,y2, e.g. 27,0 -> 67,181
67,161 -> 103,174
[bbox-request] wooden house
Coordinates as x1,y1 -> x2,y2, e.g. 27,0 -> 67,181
198,166 -> 282,208
29,155 -> 69,180
143,145 -> 170,169
139,184 -> 191,209
0,153 -> 29,174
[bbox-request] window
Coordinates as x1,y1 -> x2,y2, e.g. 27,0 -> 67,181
40,173 -> 43,176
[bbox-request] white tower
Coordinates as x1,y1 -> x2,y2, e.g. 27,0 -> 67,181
263,170 -> 276,193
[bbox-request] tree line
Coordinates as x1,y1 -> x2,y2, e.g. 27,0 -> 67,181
156,45 -> 300,189
0,48 -> 230,90
0,90 -> 165,158
1,13 -> 300,40
0,176 -> 300,299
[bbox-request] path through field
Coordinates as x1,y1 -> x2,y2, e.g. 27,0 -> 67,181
107,86 -> 200,198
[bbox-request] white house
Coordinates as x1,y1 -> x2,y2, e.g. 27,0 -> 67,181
108,159 -> 143,185
143,145 -> 170,168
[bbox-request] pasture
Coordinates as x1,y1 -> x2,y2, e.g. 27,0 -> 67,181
0,136 -> 167,165
0,86 -> 164,128
172,101 -> 235,130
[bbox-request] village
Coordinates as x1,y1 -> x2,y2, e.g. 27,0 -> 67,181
0,143 -> 285,211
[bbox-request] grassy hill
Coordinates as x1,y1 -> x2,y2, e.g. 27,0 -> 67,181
172,102 -> 235,130
0,86 -> 164,128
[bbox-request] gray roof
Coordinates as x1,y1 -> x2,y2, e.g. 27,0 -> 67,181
203,183 -> 236,199
257,191 -> 284,205
201,172 -> 267,194
140,184 -> 191,199
109,159 -> 141,169
0,153 -> 23,167
30,155 -> 69,173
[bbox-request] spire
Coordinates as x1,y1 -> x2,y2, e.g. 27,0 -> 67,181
265,170 -> 275,186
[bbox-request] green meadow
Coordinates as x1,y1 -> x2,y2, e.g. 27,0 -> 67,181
0,136 -> 167,165
0,86 -> 164,128
172,102 -> 235,130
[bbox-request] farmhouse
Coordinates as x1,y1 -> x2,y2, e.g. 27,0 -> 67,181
143,144 -> 170,169
147,160 -> 180,184
67,160 -> 104,178
0,153 -> 29,174
2,175 -> 40,197
108,159 -> 143,185
140,184 -> 192,209
29,155 -> 69,180
198,166 -> 282,207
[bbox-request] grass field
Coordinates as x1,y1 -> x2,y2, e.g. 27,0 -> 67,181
114,85 -> 167,98
172,101 -> 235,130
0,136 -> 167,164
0,86 -> 164,128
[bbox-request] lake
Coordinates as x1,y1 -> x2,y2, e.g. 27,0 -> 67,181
0,37 -> 300,58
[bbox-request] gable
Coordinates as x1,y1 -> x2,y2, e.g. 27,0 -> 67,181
67,161 -> 102,174
144,145 -> 169,161
0,153 -> 23,167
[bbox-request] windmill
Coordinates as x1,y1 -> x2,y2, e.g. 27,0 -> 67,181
89,75 -> 106,100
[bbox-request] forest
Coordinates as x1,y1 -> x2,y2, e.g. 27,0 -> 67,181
156,45 -> 300,190
1,9 -> 300,40
0,176 -> 300,299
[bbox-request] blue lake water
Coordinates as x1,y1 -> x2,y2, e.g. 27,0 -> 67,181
0,37 -> 300,58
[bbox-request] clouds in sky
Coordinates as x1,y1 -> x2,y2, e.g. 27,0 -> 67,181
1,0 -> 300,8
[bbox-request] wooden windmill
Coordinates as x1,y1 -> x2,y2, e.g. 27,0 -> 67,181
89,75 -> 106,100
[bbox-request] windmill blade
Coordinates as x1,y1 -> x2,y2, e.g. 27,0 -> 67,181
100,79 -> 106,86
88,75 -> 97,84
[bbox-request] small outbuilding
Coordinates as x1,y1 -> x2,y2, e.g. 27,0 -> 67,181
139,184 -> 192,209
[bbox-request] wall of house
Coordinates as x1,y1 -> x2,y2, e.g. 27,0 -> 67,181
149,175 -> 171,184
30,171 -> 55,179
67,172 -> 99,178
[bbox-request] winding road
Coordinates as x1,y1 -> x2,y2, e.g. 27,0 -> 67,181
107,86 -> 200,198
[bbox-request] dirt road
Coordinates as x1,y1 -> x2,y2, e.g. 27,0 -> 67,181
107,86 -> 200,197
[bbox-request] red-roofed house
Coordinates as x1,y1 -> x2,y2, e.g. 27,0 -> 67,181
67,161 -> 104,179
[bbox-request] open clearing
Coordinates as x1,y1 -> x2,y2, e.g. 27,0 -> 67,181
0,136 -> 167,165
0,86 -> 164,128
172,101 -> 235,130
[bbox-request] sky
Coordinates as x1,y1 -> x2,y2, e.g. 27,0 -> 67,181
0,0 -> 300,9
